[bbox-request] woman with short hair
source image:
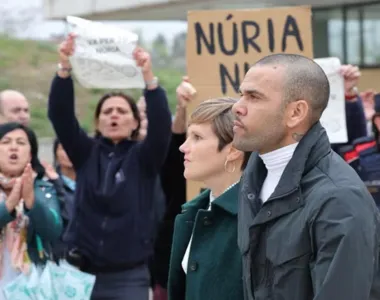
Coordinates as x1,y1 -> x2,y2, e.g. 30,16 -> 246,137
168,98 -> 251,300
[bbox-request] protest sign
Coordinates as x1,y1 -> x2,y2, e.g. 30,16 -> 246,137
66,16 -> 145,89
186,6 -> 313,200
314,57 -> 348,143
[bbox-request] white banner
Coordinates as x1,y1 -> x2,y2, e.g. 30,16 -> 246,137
66,16 -> 145,89
314,57 -> 348,144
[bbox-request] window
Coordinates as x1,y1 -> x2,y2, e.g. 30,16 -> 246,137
312,9 -> 343,61
313,2 -> 380,67
363,3 -> 380,65
345,7 -> 360,65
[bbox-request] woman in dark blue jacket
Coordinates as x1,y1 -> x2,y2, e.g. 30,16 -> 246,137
47,33 -> 172,300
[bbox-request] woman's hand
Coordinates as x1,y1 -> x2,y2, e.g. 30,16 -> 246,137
137,96 -> 148,141
133,47 -> 155,84
176,76 -> 196,108
41,161 -> 59,180
58,33 -> 75,71
5,178 -> 22,213
21,164 -> 35,210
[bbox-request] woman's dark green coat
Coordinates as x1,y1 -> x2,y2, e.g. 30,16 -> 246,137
168,183 -> 243,300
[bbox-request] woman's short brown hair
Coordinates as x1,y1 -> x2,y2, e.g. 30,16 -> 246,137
189,97 -> 251,170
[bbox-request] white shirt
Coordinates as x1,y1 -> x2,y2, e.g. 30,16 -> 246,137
259,143 -> 298,202
181,182 -> 238,274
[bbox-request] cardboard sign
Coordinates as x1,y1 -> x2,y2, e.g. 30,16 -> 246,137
314,57 -> 348,143
186,6 -> 313,201
66,16 -> 145,89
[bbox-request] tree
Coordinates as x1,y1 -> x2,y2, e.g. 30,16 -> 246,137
172,31 -> 186,58
151,34 -> 169,68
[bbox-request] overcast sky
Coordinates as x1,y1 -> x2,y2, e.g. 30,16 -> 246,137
4,0 -> 187,41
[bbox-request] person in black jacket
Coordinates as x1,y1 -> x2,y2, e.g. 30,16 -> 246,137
47,33 -> 172,300
137,78 -> 194,300
234,53 -> 380,300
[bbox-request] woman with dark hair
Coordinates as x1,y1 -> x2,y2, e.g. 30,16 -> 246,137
48,33 -> 172,299
0,122 -> 62,296
41,139 -> 76,261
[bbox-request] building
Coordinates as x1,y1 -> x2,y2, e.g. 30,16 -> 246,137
43,0 -> 380,91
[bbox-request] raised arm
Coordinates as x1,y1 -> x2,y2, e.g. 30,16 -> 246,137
135,48 -> 172,173
47,33 -> 93,170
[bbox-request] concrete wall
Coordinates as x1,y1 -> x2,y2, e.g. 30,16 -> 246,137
43,0 -> 369,21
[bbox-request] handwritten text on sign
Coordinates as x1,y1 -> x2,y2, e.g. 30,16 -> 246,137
66,16 -> 145,90
186,6 -> 313,201
187,6 -> 313,102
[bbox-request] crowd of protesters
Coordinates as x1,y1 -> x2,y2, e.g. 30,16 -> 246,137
0,30 -> 378,300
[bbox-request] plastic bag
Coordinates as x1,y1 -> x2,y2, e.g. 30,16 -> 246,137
2,272 -> 31,300
48,261 -> 96,299
38,262 -> 55,299
2,261 -> 95,300
25,265 -> 41,300
66,16 -> 145,89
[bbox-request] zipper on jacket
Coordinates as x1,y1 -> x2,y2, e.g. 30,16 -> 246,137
102,152 -> 114,194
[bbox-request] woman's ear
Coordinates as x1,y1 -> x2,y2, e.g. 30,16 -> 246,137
226,146 -> 243,163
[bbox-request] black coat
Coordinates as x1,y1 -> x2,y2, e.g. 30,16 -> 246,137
238,122 -> 380,300
151,133 -> 187,288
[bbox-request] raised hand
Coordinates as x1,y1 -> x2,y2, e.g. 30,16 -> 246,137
21,164 -> 35,210
41,161 -> 59,181
360,89 -> 376,121
133,47 -> 153,81
58,33 -> 76,69
6,178 -> 22,213
340,64 -> 361,96
176,76 -> 197,108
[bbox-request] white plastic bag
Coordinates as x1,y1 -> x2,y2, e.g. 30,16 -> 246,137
48,261 -> 96,299
3,261 -> 95,300
37,262 -> 55,299
2,272 -> 32,300
25,265 -> 41,300
66,16 -> 145,89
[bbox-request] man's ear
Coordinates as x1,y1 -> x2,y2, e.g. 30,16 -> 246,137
285,100 -> 309,129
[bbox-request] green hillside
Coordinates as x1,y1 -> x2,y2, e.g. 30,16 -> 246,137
0,35 -> 182,137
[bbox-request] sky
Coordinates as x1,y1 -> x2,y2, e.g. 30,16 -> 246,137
3,0 -> 188,42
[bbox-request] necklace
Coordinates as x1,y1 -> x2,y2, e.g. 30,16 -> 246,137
209,181 -> 239,209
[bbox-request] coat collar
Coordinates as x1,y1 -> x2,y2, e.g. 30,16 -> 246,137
182,182 -> 240,215
247,121 -> 331,200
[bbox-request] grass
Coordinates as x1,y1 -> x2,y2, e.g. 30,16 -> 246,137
0,35 -> 182,137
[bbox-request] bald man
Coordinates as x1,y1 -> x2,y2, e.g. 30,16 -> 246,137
0,90 -> 30,126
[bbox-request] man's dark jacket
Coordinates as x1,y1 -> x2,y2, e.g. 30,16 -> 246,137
238,122 -> 380,300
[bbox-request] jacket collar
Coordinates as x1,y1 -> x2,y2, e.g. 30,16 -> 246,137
247,121 -> 331,200
98,136 -> 136,152
182,182 -> 240,215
